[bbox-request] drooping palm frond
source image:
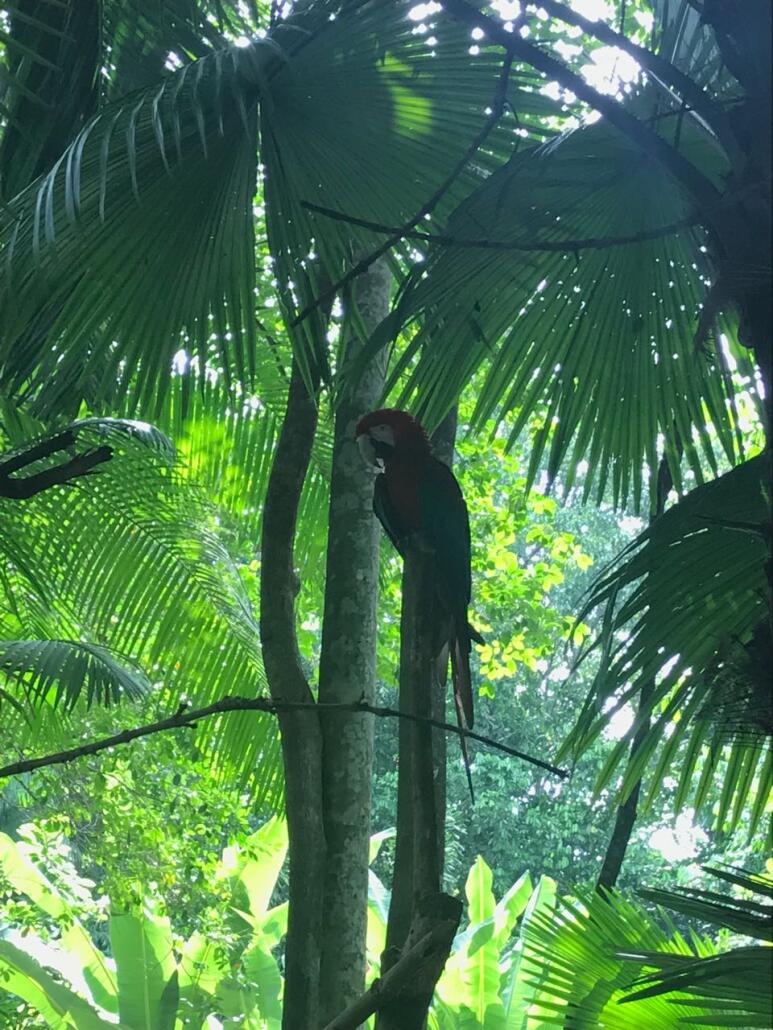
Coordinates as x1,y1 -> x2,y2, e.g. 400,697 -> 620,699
0,1 -> 100,199
1,0 -> 558,417
0,35 -> 264,416
0,419 -> 281,798
561,453 -> 771,832
619,867 -> 773,1026
522,885 -> 717,1028
371,99 -> 755,510
0,639 -> 150,711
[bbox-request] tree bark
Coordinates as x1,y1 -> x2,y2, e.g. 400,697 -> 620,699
379,539 -> 445,1020
318,257 -> 391,1022
428,409 -> 459,882
381,410 -> 459,1002
596,458 -> 673,890
329,893 -> 462,1030
259,362 -> 326,1030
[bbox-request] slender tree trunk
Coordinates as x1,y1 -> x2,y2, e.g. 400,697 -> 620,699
596,458 -> 673,890
382,410 -> 458,978
259,363 -> 326,1029
318,257 -> 391,1023
427,409 -> 458,883
378,539 -> 454,1030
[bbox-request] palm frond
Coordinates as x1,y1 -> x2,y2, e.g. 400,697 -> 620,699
652,0 -> 740,97
0,638 -> 150,710
0,1 -> 100,199
102,0 -> 262,98
373,97 -> 754,510
561,453 -> 771,831
522,886 -> 715,1028
638,868 -> 773,941
0,34 -> 267,416
263,2 -> 556,382
0,419 -> 280,799
619,869 -> 773,1026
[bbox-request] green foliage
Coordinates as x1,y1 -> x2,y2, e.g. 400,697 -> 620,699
0,419 -> 280,794
372,100 -> 752,511
0,818 -> 288,1028
564,454 -> 772,833
523,866 -> 773,1028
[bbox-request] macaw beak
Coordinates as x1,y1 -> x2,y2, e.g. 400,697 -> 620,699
357,433 -> 384,473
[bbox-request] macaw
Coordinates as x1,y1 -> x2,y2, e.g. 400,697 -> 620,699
356,408 -> 484,797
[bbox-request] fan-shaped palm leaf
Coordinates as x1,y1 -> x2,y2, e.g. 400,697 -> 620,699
0,0 -> 555,417
522,885 -> 718,1028
561,453 -> 771,832
620,868 -> 773,1026
0,419 -> 280,797
372,100 -> 754,510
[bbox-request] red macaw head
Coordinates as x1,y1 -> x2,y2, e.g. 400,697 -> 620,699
355,409 -> 430,471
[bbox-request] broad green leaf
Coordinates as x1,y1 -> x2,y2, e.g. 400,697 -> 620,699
0,833 -> 117,1011
110,905 -> 176,1030
0,940 -> 115,1030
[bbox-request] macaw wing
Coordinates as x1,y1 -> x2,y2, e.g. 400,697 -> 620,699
420,457 -> 479,731
419,457 -> 472,611
373,473 -> 407,557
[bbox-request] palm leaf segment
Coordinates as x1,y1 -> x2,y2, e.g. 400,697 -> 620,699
0,0 -> 551,416
0,419 -> 278,794
379,100 -> 754,511
523,867 -> 772,1028
562,453 -> 771,833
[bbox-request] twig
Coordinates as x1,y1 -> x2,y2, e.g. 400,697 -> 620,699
291,53 -> 514,327
301,201 -> 700,252
534,0 -> 740,162
0,696 -> 568,780
0,431 -> 112,500
441,0 -> 724,223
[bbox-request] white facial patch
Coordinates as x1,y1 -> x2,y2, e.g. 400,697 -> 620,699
357,433 -> 385,473
369,424 -> 395,447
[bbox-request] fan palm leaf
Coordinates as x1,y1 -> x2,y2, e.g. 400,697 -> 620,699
371,98 -> 754,510
561,452 -> 771,832
522,885 -> 717,1028
0,0 -> 555,417
620,868 -> 773,1026
522,870 -> 772,1028
0,419 -> 280,797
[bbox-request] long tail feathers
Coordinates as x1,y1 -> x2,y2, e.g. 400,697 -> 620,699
451,625 -> 477,804
453,688 -> 475,804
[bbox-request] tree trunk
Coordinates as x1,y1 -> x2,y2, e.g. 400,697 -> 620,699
428,409 -> 459,882
596,457 -> 673,890
381,411 -> 458,997
379,542 -> 445,1029
259,363 -> 326,1030
318,257 -> 391,1023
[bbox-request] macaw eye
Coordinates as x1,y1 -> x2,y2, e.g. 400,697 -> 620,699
369,424 -> 395,447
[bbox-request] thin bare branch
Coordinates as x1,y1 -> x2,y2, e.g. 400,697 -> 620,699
534,0 -> 741,162
0,696 -> 568,781
291,53 -> 514,327
0,432 -> 112,499
301,200 -> 700,252
442,0 -> 725,223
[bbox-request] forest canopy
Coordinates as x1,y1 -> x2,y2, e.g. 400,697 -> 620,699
0,1 -> 770,1028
